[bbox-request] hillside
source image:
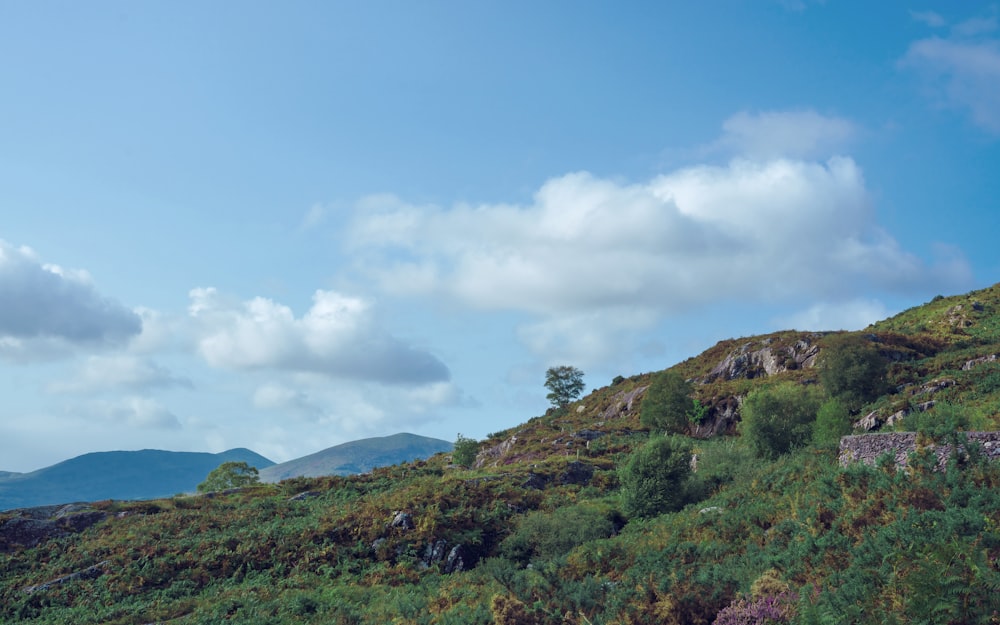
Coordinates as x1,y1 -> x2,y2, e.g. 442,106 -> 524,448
2,283 -> 1000,624
259,433 -> 453,482
0,448 -> 274,511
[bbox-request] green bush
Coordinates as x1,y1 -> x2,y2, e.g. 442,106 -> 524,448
812,397 -> 852,447
818,335 -> 889,412
499,503 -> 617,563
640,371 -> 695,434
618,435 -> 694,519
740,383 -> 822,459
452,434 -> 480,467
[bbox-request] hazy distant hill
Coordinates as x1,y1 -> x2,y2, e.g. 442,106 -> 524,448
0,448 -> 274,511
259,433 -> 452,482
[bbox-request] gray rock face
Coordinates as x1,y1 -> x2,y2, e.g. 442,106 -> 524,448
444,545 -> 466,574
0,503 -> 109,552
473,435 -> 518,469
390,511 -> 414,530
599,386 -> 649,421
700,337 -> 821,384
22,561 -> 110,594
557,461 -> 594,486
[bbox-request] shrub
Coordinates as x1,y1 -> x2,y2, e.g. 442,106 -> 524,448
740,383 -> 822,459
619,435 -> 694,519
812,397 -> 852,447
818,335 -> 889,412
499,503 -> 616,563
640,371 -> 695,434
452,434 -> 480,468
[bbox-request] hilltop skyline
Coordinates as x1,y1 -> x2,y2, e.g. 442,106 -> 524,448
1,2 -> 999,472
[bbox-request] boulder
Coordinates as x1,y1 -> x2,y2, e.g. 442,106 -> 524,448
557,461 -> 594,486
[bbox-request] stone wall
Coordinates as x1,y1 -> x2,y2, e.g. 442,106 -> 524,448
839,432 -> 1000,468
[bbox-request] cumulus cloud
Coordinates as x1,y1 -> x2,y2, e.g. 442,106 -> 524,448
346,113 -> 971,362
714,110 -> 857,159
773,299 -> 890,332
0,241 -> 141,357
94,396 -> 182,429
252,382 -> 324,421
188,288 -> 450,385
901,17 -> 1000,133
49,355 -> 193,394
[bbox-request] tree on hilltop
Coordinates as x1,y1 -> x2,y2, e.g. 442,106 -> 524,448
544,366 -> 585,408
197,461 -> 260,493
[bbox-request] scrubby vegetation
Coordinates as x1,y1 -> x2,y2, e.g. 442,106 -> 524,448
4,284 -> 1000,624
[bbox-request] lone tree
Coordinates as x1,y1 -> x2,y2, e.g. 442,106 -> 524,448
197,461 -> 260,493
452,434 -> 480,468
544,366 -> 585,408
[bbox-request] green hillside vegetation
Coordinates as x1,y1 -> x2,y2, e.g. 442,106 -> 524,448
4,284 -> 1000,624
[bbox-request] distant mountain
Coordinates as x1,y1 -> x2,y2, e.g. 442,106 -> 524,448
0,448 -> 274,511
259,433 -> 453,483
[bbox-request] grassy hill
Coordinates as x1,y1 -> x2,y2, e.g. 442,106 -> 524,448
258,433 -> 453,482
0,448 -> 274,511
3,283 -> 1000,624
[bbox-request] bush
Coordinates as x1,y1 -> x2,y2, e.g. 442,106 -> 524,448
640,371 -> 695,434
452,434 -> 480,468
619,435 -> 694,519
812,397 -> 852,447
740,383 -> 822,459
499,503 -> 616,563
818,335 -> 889,412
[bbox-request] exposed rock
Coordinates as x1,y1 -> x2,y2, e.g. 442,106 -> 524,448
56,509 -> 108,533
422,539 -> 448,568
574,429 -> 604,441
700,338 -> 820,384
599,386 -> 648,421
22,561 -> 110,594
371,537 -> 386,553
699,506 -> 722,515
557,461 -> 594,486
0,518 -> 67,551
915,400 -> 937,413
963,354 -> 998,370
444,545 -> 467,574
522,473 -> 551,490
473,435 -> 518,469
288,491 -> 320,502
691,395 -> 744,438
854,411 -> 881,432
390,511 -> 414,530
914,378 -> 955,397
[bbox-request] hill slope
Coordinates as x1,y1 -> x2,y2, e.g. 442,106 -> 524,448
0,448 -> 274,511
2,282 -> 1000,624
258,433 -> 453,482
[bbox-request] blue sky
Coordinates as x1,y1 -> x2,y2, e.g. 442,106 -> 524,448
1,1 -> 998,472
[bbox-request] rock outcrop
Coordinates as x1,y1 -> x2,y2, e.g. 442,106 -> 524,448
839,432 -> 1000,469
699,337 -> 821,384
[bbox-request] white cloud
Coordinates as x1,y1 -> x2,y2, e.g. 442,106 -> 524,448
714,110 -> 857,159
0,240 -> 141,358
252,382 -> 324,421
95,396 -> 182,429
189,287 -> 450,385
910,10 -> 946,28
773,299 -> 890,332
346,114 -> 971,363
901,28 -> 1000,133
49,355 -> 193,394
